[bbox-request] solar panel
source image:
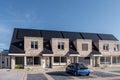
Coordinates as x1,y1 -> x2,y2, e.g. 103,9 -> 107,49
41,30 -> 63,40
98,34 -> 118,41
81,33 -> 100,41
62,32 -> 82,41
17,29 -> 41,39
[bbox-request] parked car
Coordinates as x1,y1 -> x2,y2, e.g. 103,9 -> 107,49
66,62 -> 90,76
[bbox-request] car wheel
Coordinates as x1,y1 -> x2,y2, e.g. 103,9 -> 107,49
86,73 -> 89,76
74,72 -> 77,76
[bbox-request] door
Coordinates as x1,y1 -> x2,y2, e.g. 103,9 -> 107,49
45,57 -> 51,68
4,56 -> 10,69
70,57 -> 77,63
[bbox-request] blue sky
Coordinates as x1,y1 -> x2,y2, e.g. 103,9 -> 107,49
0,0 -> 120,49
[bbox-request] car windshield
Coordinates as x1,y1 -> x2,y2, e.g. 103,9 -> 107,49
77,63 -> 88,69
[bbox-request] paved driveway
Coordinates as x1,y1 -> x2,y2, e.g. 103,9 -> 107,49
1,68 -> 120,80
0,69 -> 25,80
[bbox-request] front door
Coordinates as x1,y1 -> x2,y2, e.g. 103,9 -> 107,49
45,57 -> 51,68
70,57 -> 77,63
4,56 -> 10,69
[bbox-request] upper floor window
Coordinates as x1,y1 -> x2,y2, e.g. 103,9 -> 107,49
103,44 -> 109,51
82,43 -> 88,51
114,44 -> 119,52
58,42 -> 64,50
31,41 -> 38,49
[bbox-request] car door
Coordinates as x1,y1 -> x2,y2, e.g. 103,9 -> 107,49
70,64 -> 76,73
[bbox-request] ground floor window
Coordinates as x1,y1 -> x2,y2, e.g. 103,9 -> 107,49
100,56 -> 111,64
26,56 -> 40,65
15,57 -> 24,65
112,56 -> 120,64
78,57 -> 90,65
54,56 -> 66,64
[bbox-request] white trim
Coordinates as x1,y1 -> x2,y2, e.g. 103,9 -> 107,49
69,54 -> 80,56
8,53 -> 25,56
42,54 -> 54,56
92,54 -> 102,56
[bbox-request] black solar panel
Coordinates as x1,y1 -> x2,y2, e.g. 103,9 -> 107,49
41,30 -> 63,40
98,34 -> 118,41
81,33 -> 100,41
17,29 -> 41,39
62,32 -> 82,41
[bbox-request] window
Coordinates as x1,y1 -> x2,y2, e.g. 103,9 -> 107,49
54,57 -> 60,63
31,41 -> 38,49
27,57 -> 33,65
54,56 -> 66,63
100,56 -> 110,64
106,57 -> 111,64
100,57 -> 105,64
61,57 -> 66,63
15,57 -> 24,65
58,42 -> 64,50
103,44 -> 109,51
82,43 -> 88,51
34,57 -> 40,65
112,56 -> 120,64
26,56 -> 40,65
112,57 -> 116,64
114,44 -> 119,52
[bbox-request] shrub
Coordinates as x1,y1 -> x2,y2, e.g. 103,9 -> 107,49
15,65 -> 24,69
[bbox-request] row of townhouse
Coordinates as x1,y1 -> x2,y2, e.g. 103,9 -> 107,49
8,28 -> 120,69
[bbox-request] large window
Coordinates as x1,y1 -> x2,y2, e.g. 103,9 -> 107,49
103,44 -> 109,51
54,57 -> 60,63
100,57 -> 105,64
15,57 -> 24,65
31,41 -> 38,49
106,57 -> 111,64
82,43 -> 88,51
112,56 -> 120,64
61,57 -> 66,63
100,56 -> 111,64
114,44 -> 119,52
54,56 -> 66,64
26,56 -> 40,65
58,42 -> 64,50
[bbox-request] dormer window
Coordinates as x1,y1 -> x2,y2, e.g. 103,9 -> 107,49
58,42 -> 64,50
82,43 -> 88,51
103,44 -> 109,51
31,41 -> 38,49
114,44 -> 119,52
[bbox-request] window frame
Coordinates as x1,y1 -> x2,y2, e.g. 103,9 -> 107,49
26,56 -> 40,65
114,44 -> 119,52
58,42 -> 64,50
31,41 -> 38,49
103,44 -> 109,51
82,43 -> 88,51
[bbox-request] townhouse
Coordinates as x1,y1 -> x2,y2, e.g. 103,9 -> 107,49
9,28 -> 120,69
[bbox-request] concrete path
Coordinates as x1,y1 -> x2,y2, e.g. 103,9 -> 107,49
0,69 -> 25,80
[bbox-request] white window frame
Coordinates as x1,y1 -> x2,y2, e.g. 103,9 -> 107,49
114,44 -> 119,52
58,42 -> 64,50
31,41 -> 38,49
103,44 -> 109,51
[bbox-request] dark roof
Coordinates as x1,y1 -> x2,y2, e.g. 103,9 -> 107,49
62,32 -> 82,41
68,42 -> 79,54
98,34 -> 118,41
9,28 -> 118,53
42,41 -> 53,54
90,50 -> 101,56
81,33 -> 100,41
41,30 -> 63,40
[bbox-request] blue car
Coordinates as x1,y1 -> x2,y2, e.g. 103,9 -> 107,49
66,62 -> 90,76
